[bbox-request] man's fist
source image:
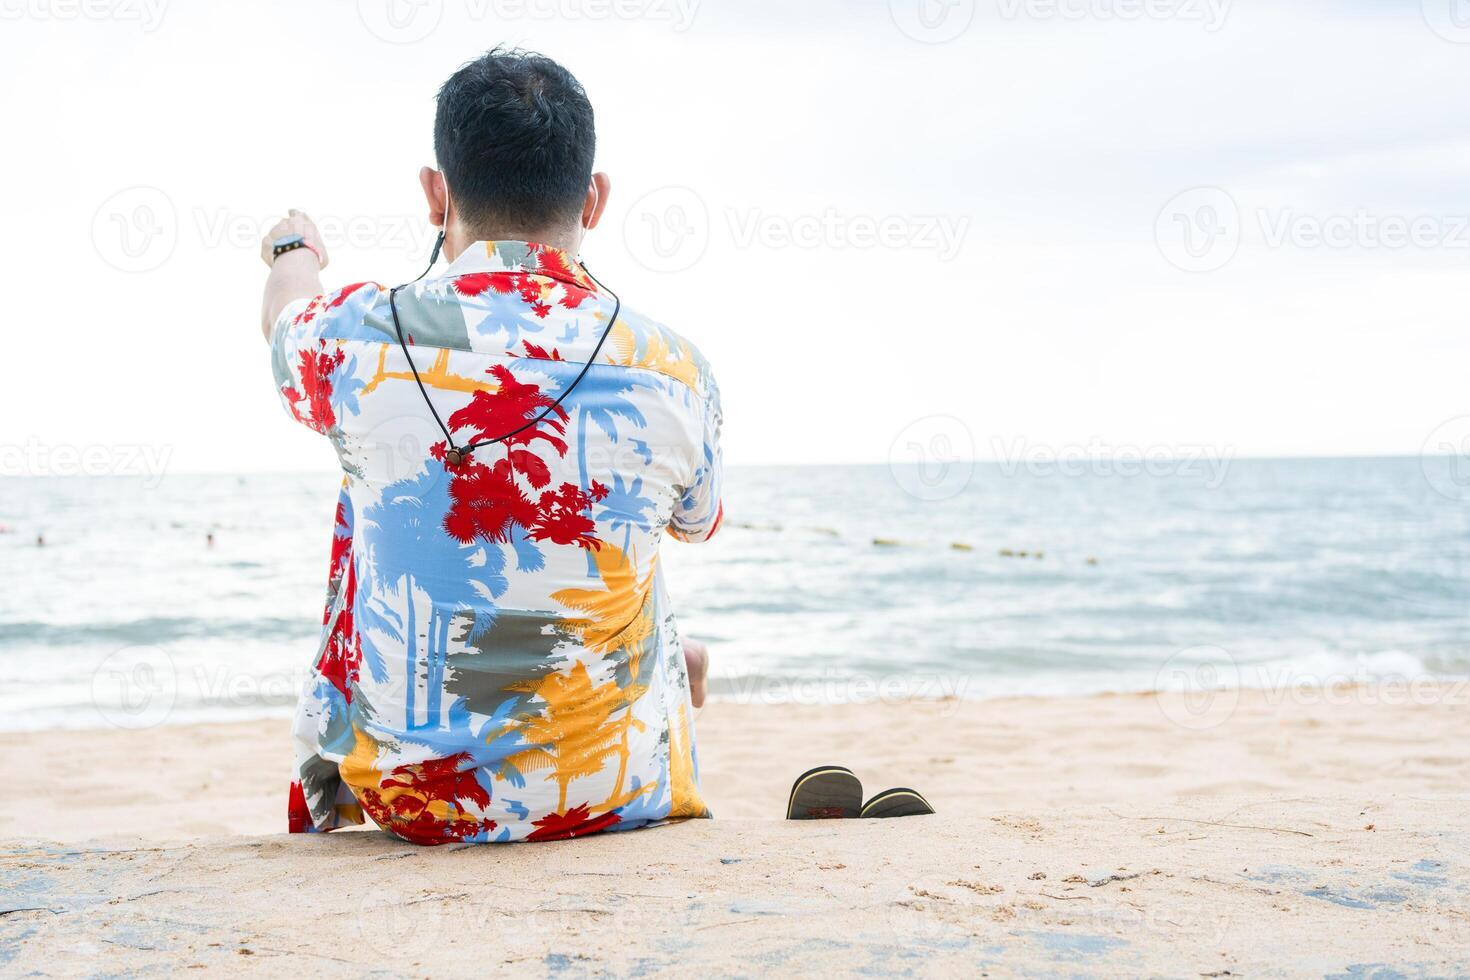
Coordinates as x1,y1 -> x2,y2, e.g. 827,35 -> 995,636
260,209 -> 328,269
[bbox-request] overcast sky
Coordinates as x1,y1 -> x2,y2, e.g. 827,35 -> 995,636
2,0 -> 1466,475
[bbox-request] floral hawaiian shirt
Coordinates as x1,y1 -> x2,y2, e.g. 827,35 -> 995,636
270,240 -> 722,844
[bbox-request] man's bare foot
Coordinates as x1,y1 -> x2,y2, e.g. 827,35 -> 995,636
683,638 -> 709,708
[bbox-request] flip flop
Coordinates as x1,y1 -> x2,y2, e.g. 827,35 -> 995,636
786,765 -> 863,820
859,787 -> 935,818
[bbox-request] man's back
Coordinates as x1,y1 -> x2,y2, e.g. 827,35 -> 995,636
272,240 -> 721,843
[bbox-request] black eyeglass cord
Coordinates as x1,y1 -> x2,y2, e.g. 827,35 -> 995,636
388,233 -> 621,468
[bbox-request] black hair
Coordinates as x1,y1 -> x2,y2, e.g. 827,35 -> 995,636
434,47 -> 596,232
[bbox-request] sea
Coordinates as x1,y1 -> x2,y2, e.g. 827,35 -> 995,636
1,457 -> 1466,732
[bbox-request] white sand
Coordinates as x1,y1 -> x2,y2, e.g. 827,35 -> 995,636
3,688 -> 1468,975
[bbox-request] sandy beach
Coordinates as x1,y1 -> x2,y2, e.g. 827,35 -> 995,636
4,688 -> 1468,975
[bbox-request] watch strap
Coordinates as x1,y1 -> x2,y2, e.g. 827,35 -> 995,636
271,235 -> 321,266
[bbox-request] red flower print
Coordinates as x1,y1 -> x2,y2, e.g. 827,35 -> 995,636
528,482 -> 608,551
324,500 -> 352,621
355,753 -> 498,844
557,284 -> 593,310
452,272 -> 500,298
288,780 -> 312,834
447,365 -> 568,455
327,282 -> 373,309
518,341 -> 564,361
281,342 -> 345,434
439,457 -> 539,544
530,244 -> 586,284
526,804 -> 620,842
292,295 -> 325,326
317,561 -> 362,704
381,753 -> 492,810
510,272 -> 542,305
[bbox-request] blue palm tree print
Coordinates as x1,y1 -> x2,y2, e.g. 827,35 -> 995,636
597,473 -> 656,557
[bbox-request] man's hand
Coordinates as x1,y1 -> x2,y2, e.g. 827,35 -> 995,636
260,210 -> 328,342
259,209 -> 329,269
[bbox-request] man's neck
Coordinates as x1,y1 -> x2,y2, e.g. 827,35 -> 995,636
443,223 -> 583,263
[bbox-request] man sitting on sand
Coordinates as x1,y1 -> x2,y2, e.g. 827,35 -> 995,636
259,47 -> 721,844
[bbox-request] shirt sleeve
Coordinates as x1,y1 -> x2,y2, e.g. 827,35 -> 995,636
669,376 -> 724,543
269,282 -> 382,436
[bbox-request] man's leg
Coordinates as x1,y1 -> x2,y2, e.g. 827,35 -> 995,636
683,639 -> 709,708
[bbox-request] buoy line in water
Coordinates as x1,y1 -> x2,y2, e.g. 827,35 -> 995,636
724,521 -> 1100,565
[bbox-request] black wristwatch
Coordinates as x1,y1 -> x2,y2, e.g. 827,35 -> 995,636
272,234 -> 314,263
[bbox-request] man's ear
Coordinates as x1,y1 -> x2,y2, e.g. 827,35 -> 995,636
420,167 -> 448,228
582,173 -> 612,231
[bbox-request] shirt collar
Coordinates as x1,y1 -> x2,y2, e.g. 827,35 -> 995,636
442,240 -> 598,293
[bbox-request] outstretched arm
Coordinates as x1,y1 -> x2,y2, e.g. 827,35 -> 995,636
259,210 -> 329,341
